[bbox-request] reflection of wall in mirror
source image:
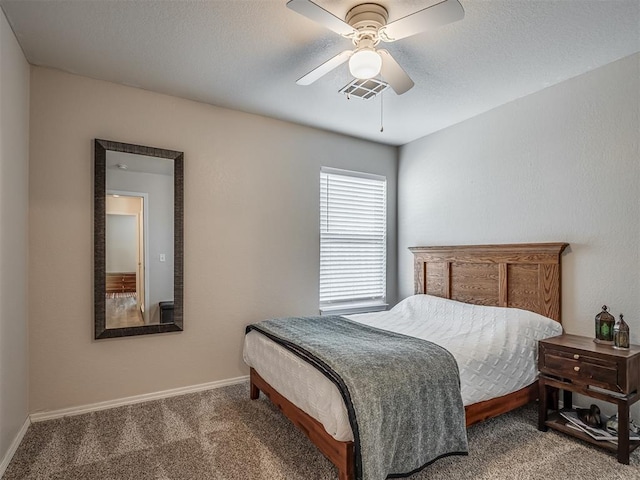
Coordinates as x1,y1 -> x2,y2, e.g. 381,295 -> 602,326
106,214 -> 137,272
107,168 -> 174,324
106,195 -> 141,273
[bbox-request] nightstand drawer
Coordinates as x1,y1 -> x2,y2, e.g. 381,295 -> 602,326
542,349 -> 618,389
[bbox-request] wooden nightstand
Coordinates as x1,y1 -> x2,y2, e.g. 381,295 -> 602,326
538,334 -> 640,464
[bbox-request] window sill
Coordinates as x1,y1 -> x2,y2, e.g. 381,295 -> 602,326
320,302 -> 388,316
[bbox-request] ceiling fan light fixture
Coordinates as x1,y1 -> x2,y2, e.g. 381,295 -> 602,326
348,48 -> 382,79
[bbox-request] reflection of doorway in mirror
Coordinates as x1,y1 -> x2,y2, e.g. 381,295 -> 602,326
106,192 -> 149,328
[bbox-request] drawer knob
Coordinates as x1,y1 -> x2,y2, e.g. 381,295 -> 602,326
574,366 -> 580,372
573,354 -> 580,360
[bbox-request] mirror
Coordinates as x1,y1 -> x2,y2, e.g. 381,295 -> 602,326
94,139 -> 183,339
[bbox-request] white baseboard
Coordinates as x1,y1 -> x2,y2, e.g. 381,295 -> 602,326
30,375 -> 249,423
0,417 -> 31,477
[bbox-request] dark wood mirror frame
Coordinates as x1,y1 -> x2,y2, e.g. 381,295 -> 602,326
94,139 -> 184,339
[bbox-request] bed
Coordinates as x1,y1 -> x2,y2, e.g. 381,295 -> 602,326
244,243 -> 569,480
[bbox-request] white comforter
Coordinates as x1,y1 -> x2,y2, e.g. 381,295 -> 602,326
243,294 -> 563,442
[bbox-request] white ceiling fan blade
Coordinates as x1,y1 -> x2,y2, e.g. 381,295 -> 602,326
296,50 -> 353,86
379,0 -> 464,42
379,50 -> 414,95
286,0 -> 357,37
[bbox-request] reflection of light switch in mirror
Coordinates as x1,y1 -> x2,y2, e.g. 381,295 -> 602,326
159,254 -> 166,262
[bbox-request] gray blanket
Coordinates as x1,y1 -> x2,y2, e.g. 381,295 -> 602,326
246,315 -> 468,480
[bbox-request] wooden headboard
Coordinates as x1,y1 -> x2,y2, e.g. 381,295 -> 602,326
410,243 -> 569,322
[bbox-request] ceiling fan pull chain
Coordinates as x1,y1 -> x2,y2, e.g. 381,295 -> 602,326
380,91 -> 384,133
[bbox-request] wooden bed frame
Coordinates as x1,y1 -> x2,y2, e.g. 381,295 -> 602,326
250,242 -> 569,480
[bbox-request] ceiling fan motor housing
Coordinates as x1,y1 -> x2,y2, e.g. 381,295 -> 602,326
346,3 -> 388,46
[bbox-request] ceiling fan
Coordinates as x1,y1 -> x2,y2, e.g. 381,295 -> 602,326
287,0 -> 465,95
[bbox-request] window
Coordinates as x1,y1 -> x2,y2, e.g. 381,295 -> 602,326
320,167 -> 387,314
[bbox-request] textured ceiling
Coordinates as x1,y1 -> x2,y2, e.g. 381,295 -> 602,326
2,0 -> 639,146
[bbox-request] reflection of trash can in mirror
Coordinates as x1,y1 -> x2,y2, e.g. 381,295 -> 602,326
159,301 -> 174,324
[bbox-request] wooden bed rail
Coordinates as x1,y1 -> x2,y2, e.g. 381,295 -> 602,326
251,368 -> 538,479
251,368 -> 354,480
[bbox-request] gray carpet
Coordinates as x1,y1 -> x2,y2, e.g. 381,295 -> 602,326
3,382 -> 640,479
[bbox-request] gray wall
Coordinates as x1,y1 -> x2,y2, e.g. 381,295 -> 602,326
0,8 -> 30,468
28,66 -> 397,413
398,53 -> 639,416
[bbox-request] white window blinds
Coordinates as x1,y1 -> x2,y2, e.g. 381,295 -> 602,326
320,167 -> 387,311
